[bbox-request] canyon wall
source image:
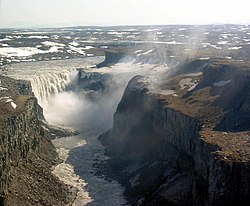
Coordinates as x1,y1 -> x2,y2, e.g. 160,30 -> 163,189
0,75 -> 74,206
100,60 -> 250,206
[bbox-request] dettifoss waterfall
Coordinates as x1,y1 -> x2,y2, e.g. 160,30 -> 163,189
1,58 -> 129,206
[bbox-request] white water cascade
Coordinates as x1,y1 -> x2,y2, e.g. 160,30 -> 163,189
30,71 -> 74,107
0,58 -> 130,206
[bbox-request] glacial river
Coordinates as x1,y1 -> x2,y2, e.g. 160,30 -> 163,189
1,58 -> 129,206
52,128 -> 128,206
1,57 -> 163,205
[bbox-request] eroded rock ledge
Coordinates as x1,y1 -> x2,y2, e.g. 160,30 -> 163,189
100,59 -> 250,206
0,75 -> 75,206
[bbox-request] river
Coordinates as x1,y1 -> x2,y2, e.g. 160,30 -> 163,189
1,57 -> 129,206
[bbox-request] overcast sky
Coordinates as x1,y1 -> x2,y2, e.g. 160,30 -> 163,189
0,0 -> 250,28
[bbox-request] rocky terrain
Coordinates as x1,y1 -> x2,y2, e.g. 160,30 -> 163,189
99,58 -> 250,205
0,75 -> 76,206
0,25 -> 250,206
1,24 -> 250,68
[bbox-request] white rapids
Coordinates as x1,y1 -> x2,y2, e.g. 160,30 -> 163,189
1,58 -> 130,206
1,57 -> 169,205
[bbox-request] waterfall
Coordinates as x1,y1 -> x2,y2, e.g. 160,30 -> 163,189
30,71 -> 74,108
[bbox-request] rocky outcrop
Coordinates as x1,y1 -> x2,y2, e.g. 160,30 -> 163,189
0,75 -> 74,205
100,59 -> 250,205
67,69 -> 109,94
97,50 -> 132,68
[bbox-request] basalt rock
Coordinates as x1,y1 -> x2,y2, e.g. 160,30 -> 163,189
0,75 -> 75,206
97,50 -> 133,68
100,59 -> 250,206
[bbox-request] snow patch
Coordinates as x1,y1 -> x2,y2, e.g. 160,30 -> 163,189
199,57 -> 210,60
10,101 -> 17,109
42,41 -> 65,47
188,83 -> 198,91
134,50 -> 143,54
83,46 -> 94,50
217,41 -> 228,45
69,41 -> 80,47
27,35 -> 49,39
0,87 -> 8,91
69,45 -> 86,55
159,90 -> 175,96
1,43 -> 9,47
0,46 -> 62,57
141,49 -> 154,55
228,46 -> 242,50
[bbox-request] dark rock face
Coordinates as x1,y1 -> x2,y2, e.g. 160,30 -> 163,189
0,75 -> 74,205
100,61 -> 250,206
67,69 -> 109,94
97,50 -> 132,68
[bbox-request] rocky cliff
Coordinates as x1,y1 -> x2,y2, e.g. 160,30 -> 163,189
0,75 -> 75,206
97,50 -> 131,68
100,59 -> 250,206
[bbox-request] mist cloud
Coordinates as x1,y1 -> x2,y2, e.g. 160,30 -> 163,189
44,61 -> 150,132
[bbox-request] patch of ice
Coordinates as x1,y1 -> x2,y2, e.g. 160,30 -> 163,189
188,83 -> 198,91
228,46 -> 242,50
27,35 -> 49,39
107,31 -> 120,35
69,45 -> 86,55
154,41 -> 184,45
213,80 -> 231,87
185,72 -> 203,77
0,46 -> 61,57
83,46 -> 94,50
42,41 -> 65,47
1,44 -> 9,47
10,102 -> 17,109
225,57 -> 232,59
141,49 -> 154,55
210,45 -> 222,50
5,99 -> 13,103
159,90 -> 175,96
0,86 -> 8,91
0,97 -> 10,101
100,46 -> 108,49
0,38 -> 11,42
64,36 -> 72,39
70,41 -> 80,47
134,50 -> 142,54
217,41 -> 228,45
199,57 -> 210,60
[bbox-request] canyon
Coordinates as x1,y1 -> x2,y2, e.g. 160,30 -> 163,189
0,25 -> 250,206
99,58 -> 250,205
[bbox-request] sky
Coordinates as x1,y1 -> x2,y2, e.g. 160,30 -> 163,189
0,0 -> 250,28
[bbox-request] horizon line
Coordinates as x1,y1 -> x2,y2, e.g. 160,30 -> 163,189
0,22 -> 250,30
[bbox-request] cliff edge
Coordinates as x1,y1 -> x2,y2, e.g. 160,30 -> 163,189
100,58 -> 250,206
0,75 -> 75,206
